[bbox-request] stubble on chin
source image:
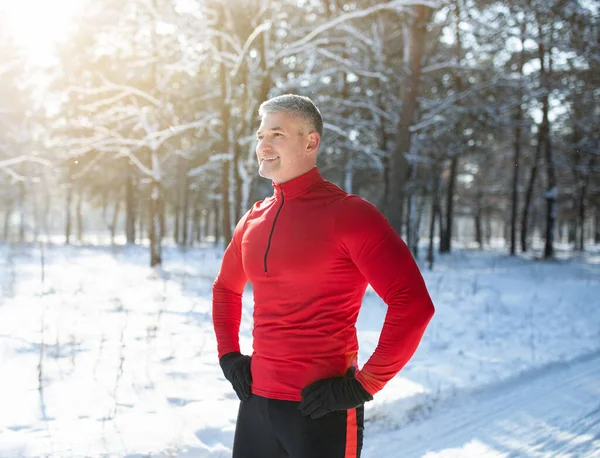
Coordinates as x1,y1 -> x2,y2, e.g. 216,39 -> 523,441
258,164 -> 271,180
258,161 -> 281,180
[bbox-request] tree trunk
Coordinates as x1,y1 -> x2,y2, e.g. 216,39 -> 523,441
475,192 -> 483,250
510,125 -> 522,254
2,202 -> 12,242
412,196 -> 425,257
378,87 -> 390,210
198,208 -> 205,244
218,6 -> 232,246
233,148 -> 244,227
595,204 -> 600,244
568,219 -> 576,244
344,152 -> 353,194
520,130 -> 542,253
571,107 -> 590,251
340,68 -> 353,195
232,58 -> 248,225
538,19 -> 556,259
174,158 -> 182,245
213,200 -> 221,248
440,1 -> 465,254
257,6 -> 273,116
160,196 -> 167,243
510,20 -> 526,256
485,208 -> 492,245
149,180 -> 162,267
556,220 -> 563,244
221,161 -> 231,247
438,192 -> 446,253
65,186 -> 73,245
32,185 -> 39,242
531,202 -> 539,245
18,181 -> 26,243
440,156 -> 458,253
380,136 -> 390,210
542,113 -> 557,259
576,182 -> 586,251
76,189 -> 83,243
406,193 -> 414,252
182,175 -> 190,246
191,200 -> 200,246
386,6 -> 430,235
42,177 -> 50,240
110,199 -> 121,246
138,195 -> 145,245
149,0 -> 163,266
174,197 -> 181,245
125,171 -> 136,245
427,169 -> 440,270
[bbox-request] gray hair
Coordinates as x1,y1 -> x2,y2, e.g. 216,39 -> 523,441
258,94 -> 323,138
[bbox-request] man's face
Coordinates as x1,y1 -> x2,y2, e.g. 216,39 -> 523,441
255,112 -> 317,184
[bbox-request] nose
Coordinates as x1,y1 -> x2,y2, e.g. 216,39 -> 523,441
257,138 -> 272,155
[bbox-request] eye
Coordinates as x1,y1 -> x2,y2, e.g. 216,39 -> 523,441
273,132 -> 282,137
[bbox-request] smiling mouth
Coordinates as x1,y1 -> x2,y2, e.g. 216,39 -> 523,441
261,156 -> 280,163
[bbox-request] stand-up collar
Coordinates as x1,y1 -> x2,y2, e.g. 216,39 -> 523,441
273,167 -> 323,200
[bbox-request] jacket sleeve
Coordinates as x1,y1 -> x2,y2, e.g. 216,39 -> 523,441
212,209 -> 251,359
337,196 -> 435,396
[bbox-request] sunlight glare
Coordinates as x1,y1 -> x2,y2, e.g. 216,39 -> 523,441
1,0 -> 84,64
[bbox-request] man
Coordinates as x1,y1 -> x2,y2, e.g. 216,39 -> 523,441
212,94 -> 434,458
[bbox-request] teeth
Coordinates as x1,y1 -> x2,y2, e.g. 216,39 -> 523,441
262,157 -> 279,161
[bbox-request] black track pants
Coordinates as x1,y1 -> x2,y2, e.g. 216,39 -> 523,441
232,394 -> 364,458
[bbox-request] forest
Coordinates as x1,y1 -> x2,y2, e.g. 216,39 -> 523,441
1,0 -> 598,266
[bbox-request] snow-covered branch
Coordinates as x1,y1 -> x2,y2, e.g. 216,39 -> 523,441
422,60 -> 472,74
207,30 -> 243,55
67,81 -> 161,108
0,155 -> 53,170
188,153 -> 232,177
0,166 -> 29,182
150,114 -> 221,151
339,24 -> 376,50
71,151 -> 107,180
316,48 -> 389,82
59,111 -> 221,180
79,91 -> 138,113
334,99 -> 396,123
412,80 -> 516,132
273,0 -> 439,63
231,20 -> 272,78
323,123 -> 352,140
117,147 -> 155,178
205,42 -> 240,65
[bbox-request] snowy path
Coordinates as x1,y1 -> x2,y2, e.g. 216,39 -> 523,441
363,351 -> 600,457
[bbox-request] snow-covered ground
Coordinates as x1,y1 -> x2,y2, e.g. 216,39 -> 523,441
0,242 -> 599,457
365,349 -> 600,457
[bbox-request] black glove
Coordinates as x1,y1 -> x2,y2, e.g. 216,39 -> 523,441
219,351 -> 252,402
298,366 -> 373,419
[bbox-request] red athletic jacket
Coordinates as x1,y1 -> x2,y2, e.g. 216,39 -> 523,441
212,167 -> 434,401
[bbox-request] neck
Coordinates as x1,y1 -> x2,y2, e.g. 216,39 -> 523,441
272,165 -> 317,185
272,167 -> 322,200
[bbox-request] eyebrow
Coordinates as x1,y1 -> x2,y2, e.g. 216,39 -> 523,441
257,127 -> 286,136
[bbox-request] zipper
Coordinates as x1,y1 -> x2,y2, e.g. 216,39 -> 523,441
264,190 -> 285,274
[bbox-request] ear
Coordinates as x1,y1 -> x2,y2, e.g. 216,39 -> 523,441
306,131 -> 320,155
